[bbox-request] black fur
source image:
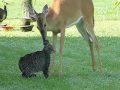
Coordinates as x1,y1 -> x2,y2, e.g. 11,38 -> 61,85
19,40 -> 53,78
0,4 -> 7,22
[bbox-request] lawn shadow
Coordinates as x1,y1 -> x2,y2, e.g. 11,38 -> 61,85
0,35 -> 120,90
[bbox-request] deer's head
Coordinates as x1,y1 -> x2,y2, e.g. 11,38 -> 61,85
30,4 -> 49,43
34,5 -> 48,30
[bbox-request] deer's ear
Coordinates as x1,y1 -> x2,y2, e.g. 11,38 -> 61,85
42,4 -> 48,16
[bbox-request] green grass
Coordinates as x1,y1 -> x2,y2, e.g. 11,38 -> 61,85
94,0 -> 120,20
0,0 -> 120,90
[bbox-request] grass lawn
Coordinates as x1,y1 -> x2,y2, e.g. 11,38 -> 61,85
0,0 -> 120,90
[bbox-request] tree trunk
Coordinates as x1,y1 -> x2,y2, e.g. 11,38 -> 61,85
21,0 -> 34,32
22,0 -> 34,19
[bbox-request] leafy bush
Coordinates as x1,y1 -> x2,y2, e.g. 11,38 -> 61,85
114,0 -> 120,8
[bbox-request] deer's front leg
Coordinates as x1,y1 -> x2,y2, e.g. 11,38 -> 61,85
49,32 -> 57,76
59,28 -> 65,77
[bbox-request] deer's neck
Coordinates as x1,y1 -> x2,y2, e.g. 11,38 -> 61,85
45,0 -> 82,32
46,7 -> 63,33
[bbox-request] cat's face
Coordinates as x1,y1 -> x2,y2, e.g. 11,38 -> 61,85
44,40 -> 54,54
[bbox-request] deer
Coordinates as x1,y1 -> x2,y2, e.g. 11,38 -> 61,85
23,0 -> 103,77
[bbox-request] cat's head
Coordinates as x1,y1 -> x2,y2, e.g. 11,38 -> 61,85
43,40 -> 54,54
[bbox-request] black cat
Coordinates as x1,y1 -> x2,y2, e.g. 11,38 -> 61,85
19,40 -> 54,78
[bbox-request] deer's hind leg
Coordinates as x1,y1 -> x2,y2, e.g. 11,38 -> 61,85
76,16 -> 102,71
